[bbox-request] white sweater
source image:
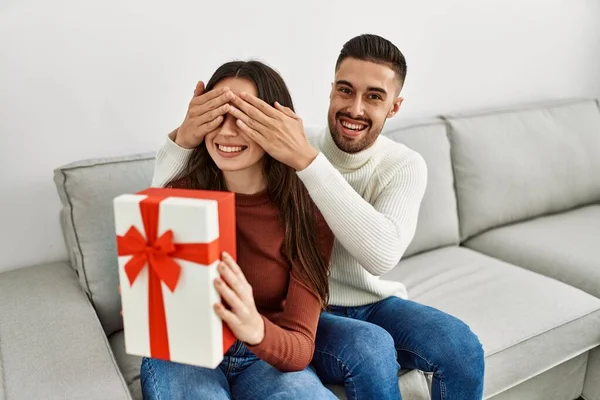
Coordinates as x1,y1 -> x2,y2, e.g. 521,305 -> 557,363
151,128 -> 427,306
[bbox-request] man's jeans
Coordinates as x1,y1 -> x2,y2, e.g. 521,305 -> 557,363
312,296 -> 485,400
141,340 -> 337,399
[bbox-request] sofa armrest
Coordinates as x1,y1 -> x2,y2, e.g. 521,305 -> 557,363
0,262 -> 131,400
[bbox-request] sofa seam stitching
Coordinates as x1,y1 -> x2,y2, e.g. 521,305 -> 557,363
61,169 -> 93,299
485,308 -> 600,357
439,115 -> 464,244
58,155 -> 155,172
462,203 -> 600,247
443,97 -> 596,120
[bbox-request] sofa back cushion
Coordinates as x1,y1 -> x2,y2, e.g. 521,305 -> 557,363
446,99 -> 600,241
54,153 -> 155,335
383,121 -> 460,257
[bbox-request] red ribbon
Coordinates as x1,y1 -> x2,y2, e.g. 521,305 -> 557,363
116,196 -> 220,360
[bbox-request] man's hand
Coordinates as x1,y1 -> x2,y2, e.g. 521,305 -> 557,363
228,92 -> 318,171
174,81 -> 236,149
213,252 -> 265,346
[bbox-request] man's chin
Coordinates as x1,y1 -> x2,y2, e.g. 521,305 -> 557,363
329,123 -> 382,154
331,131 -> 365,153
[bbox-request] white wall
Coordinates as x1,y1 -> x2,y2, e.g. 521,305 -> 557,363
1,0 -> 600,271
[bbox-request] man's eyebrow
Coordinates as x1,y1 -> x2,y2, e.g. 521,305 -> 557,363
335,80 -> 387,95
335,80 -> 354,89
368,86 -> 387,95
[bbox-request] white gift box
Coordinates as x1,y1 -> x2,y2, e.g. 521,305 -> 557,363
113,187 -> 236,368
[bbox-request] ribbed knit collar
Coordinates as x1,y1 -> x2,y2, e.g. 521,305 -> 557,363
320,127 -> 381,170
234,188 -> 271,207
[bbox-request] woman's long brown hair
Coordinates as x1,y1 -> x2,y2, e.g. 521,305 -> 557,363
183,61 -> 329,307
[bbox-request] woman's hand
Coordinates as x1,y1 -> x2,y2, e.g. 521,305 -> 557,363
213,252 -> 265,346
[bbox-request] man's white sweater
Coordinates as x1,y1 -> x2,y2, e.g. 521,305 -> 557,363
152,128 -> 427,306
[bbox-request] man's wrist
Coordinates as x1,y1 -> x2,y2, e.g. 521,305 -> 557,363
172,127 -> 197,150
294,146 -> 319,171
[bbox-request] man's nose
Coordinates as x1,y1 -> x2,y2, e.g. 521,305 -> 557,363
348,97 -> 364,118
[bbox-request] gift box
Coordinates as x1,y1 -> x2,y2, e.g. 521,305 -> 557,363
113,187 -> 236,368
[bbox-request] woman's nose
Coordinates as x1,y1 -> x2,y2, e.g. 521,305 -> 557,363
220,115 -> 239,137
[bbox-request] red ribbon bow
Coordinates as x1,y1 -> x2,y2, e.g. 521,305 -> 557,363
117,196 -> 219,360
118,227 -> 182,292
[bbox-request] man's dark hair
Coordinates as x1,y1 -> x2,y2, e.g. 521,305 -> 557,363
335,34 -> 407,87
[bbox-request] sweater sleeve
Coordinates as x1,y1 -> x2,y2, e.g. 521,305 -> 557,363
245,271 -> 322,372
246,213 -> 333,372
151,130 -> 194,188
296,151 -> 427,276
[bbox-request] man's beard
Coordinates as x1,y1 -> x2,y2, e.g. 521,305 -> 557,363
328,111 -> 383,154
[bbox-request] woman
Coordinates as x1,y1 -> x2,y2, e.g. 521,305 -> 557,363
140,61 -> 337,399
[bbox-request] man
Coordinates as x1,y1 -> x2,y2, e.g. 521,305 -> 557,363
152,34 -> 485,399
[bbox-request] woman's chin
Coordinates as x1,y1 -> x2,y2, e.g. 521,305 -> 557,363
213,161 -> 246,172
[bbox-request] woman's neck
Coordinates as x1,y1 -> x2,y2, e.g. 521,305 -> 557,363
222,165 -> 267,195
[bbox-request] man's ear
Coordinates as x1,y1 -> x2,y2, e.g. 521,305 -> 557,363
329,82 -> 335,99
387,97 -> 404,118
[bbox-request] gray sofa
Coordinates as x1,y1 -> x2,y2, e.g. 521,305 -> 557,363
1,98 -> 599,400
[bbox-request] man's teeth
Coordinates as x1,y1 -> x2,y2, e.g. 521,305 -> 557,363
218,145 -> 245,153
341,121 -> 367,131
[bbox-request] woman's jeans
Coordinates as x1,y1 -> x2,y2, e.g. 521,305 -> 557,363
141,340 -> 336,399
312,296 -> 485,400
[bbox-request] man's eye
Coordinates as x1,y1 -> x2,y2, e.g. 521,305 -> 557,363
339,87 -> 351,94
368,94 -> 382,100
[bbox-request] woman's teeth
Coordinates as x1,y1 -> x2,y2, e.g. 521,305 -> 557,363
217,144 -> 246,153
341,121 -> 367,131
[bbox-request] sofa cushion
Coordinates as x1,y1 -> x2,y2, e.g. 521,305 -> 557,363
465,204 -> 600,299
383,246 -> 600,398
383,121 -> 459,257
53,153 -> 155,335
445,99 -> 600,240
0,262 -> 131,400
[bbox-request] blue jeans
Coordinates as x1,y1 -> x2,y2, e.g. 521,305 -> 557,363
141,340 -> 336,399
312,296 -> 485,400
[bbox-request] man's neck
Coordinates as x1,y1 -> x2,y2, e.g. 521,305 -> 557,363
223,164 -> 267,195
